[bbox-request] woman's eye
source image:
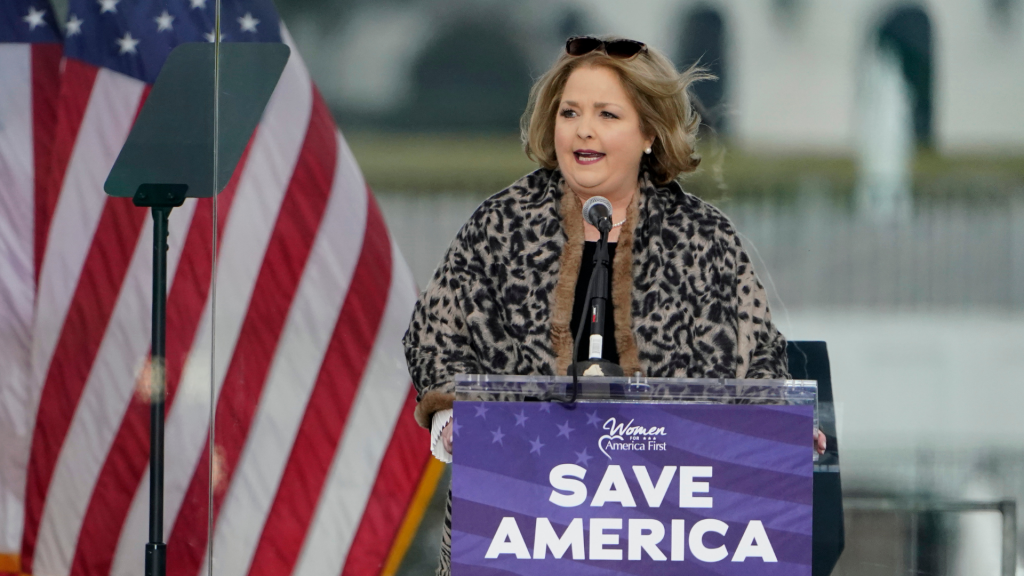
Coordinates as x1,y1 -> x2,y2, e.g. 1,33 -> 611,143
601,111 -> 619,119
560,108 -> 577,118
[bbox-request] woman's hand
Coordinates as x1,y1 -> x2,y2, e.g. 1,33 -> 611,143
814,428 -> 827,455
442,419 -> 454,454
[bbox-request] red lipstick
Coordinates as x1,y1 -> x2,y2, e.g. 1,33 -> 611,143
573,149 -> 605,165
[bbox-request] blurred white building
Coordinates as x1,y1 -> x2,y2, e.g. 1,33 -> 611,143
579,0 -> 1024,156
294,0 -> 1024,155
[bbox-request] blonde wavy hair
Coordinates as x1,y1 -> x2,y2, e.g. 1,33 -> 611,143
521,36 -> 712,185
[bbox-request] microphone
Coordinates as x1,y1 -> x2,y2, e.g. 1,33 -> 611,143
582,196 -> 613,231
564,193 -> 623,391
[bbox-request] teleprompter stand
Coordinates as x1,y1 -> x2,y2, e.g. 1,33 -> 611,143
103,42 -> 289,576
135,183 -> 185,576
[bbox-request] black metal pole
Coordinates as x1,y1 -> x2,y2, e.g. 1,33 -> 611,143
146,205 -> 170,576
566,219 -> 623,381
587,230 -> 612,360
133,183 -> 185,576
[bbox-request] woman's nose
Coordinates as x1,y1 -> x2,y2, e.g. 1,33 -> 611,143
576,116 -> 593,139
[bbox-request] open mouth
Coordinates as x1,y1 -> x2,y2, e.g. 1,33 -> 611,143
574,150 -> 605,164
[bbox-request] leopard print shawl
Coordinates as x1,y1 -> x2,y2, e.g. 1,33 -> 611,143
403,168 -> 788,428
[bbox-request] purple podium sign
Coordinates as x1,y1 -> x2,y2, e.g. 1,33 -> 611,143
451,401 -> 813,575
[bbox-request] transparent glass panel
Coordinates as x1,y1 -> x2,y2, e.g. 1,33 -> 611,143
22,0 -> 224,573
207,0 -> 452,574
455,374 -> 818,409
204,0 -> 295,573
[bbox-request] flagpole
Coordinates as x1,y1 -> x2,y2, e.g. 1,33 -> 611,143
135,184 -> 187,576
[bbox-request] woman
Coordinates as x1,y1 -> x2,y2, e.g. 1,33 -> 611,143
403,35 -> 812,575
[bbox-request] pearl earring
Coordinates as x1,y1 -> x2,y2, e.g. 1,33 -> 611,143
644,147 -> 652,154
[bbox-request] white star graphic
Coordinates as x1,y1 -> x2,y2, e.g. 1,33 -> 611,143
514,410 -> 528,427
237,12 -> 259,33
116,31 -> 139,54
537,402 -> 552,413
490,427 -> 505,446
189,0 -> 207,9
529,436 -> 545,455
23,6 -> 47,30
203,29 -> 224,42
65,13 -> 83,36
473,404 -> 489,419
154,10 -> 174,32
556,421 -> 575,439
575,448 -> 593,467
586,411 -> 602,428
97,0 -> 119,14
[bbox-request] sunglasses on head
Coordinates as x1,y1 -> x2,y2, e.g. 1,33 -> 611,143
565,36 -> 648,60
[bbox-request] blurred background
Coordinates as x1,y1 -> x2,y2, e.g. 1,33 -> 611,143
40,0 -> 1022,573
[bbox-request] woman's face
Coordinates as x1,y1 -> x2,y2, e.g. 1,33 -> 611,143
554,65 -> 654,200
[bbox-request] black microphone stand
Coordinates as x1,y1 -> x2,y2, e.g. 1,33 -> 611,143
566,215 -> 624,402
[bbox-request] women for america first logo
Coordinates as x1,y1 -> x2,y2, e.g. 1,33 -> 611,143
598,417 -> 668,459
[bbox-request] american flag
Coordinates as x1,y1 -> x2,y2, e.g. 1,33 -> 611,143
0,0 -> 437,575
0,0 -> 62,570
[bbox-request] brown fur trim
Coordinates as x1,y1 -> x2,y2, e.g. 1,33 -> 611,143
550,184 -> 584,376
612,191 -> 644,376
414,388 -> 455,429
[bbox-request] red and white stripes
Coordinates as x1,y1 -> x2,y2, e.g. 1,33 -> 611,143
0,41 -> 60,558
23,68 -> 150,575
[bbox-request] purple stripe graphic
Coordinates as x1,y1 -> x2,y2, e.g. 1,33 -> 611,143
673,404 -> 812,446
